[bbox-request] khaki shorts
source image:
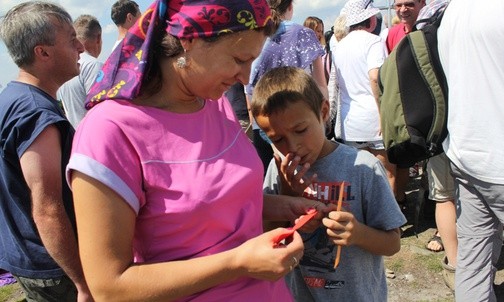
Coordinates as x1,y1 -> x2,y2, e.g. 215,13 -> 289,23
426,153 -> 455,202
344,140 -> 385,150
14,274 -> 77,302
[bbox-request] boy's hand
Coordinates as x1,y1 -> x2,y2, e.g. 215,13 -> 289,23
275,153 -> 317,196
322,209 -> 364,247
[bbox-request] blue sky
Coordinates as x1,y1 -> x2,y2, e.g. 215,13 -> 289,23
0,0 -> 393,92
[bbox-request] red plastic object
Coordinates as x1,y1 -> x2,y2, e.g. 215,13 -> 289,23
273,209 -> 318,246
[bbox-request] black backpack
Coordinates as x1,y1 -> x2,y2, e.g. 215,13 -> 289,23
378,8 -> 448,167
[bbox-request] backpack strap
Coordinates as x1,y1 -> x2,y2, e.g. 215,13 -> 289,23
407,32 -> 447,155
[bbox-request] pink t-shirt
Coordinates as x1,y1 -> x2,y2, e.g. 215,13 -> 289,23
67,97 -> 292,301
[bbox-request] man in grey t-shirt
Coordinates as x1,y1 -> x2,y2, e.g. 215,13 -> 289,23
57,15 -> 103,128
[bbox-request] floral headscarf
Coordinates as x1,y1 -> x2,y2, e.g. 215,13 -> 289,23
85,0 -> 272,109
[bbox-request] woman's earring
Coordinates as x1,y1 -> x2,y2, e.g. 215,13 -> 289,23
176,49 -> 187,68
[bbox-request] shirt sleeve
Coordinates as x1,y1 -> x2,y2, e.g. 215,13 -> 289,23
367,36 -> 387,71
15,108 -> 67,158
66,112 -> 144,213
296,28 -> 326,69
362,157 -> 407,231
81,60 -> 104,94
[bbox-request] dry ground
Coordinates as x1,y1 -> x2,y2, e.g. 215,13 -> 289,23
386,174 -> 504,302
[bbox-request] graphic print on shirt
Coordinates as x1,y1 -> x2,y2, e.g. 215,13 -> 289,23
301,181 -> 353,289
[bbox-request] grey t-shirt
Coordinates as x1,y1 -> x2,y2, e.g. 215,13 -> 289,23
57,52 -> 103,128
263,143 -> 406,301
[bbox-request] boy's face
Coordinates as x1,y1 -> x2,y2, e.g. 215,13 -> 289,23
255,100 -> 332,166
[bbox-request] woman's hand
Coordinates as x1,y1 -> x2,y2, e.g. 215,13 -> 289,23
275,153 -> 317,196
294,209 -> 326,234
233,229 -> 304,281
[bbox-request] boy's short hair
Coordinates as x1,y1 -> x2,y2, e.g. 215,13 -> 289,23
111,0 -> 139,26
251,66 -> 325,119
74,15 -> 101,41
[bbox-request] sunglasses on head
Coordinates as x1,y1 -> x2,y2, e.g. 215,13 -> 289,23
365,0 -> 374,9
394,1 -> 416,9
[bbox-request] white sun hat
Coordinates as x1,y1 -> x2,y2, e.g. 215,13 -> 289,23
343,0 -> 380,27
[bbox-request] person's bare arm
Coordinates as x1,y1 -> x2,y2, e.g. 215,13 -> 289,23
20,125 -> 92,301
327,62 -> 338,123
71,172 -> 304,301
245,94 -> 254,124
311,56 -> 329,100
369,68 -> 381,108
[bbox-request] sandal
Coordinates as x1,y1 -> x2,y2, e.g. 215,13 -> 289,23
441,255 -> 455,292
425,232 -> 444,252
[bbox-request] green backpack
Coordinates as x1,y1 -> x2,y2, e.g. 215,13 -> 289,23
378,9 -> 448,167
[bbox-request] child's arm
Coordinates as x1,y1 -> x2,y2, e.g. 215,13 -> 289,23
274,153 -> 317,196
323,209 -> 401,256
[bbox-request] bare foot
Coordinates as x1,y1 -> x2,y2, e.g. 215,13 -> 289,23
426,231 -> 444,252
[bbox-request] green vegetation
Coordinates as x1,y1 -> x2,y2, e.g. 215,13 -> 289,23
0,283 -> 25,302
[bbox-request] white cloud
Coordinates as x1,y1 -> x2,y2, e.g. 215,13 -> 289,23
292,0 -> 345,25
1,0 -> 111,17
103,23 -> 117,34
0,0 -> 19,15
0,46 -> 16,92
292,0 -> 395,27
294,0 -> 346,11
58,0 -> 118,20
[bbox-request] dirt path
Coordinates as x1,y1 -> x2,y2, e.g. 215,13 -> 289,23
385,174 -> 504,301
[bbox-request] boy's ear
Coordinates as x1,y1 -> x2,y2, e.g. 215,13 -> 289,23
321,99 -> 330,122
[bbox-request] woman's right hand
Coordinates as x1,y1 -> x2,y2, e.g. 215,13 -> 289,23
233,228 -> 304,281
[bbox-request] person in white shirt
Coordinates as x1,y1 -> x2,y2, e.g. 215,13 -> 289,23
438,0 -> 504,300
333,0 -> 395,195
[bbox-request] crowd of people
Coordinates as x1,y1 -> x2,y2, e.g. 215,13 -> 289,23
0,0 -> 502,301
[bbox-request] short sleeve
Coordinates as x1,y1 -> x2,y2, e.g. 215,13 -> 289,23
296,27 -> 326,69
367,36 -> 387,71
362,159 -> 407,230
14,109 -> 67,158
82,60 -> 104,94
67,113 -> 143,213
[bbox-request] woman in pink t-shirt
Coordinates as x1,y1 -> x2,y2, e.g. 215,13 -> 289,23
67,0 -> 327,301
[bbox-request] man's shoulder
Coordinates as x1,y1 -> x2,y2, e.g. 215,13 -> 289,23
79,53 -> 103,70
386,24 -> 406,51
0,82 -> 65,124
386,24 -> 406,42
387,24 -> 405,35
0,82 -> 50,108
79,52 -> 101,63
